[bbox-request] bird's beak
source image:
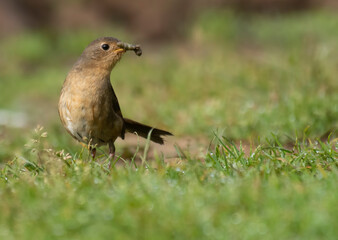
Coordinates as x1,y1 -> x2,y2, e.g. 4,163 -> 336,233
114,48 -> 125,54
117,41 -> 142,56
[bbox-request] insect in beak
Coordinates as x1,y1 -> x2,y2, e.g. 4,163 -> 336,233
117,42 -> 142,56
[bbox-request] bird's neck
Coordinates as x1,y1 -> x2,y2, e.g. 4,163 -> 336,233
64,66 -> 113,92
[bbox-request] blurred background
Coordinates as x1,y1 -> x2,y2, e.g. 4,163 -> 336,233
0,0 -> 337,160
1,0 -> 338,40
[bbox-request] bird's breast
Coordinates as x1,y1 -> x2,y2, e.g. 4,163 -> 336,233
58,76 -> 123,146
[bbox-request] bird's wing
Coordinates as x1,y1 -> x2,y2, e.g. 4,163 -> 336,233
111,85 -> 126,139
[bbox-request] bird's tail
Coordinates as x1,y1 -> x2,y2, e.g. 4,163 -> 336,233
123,118 -> 172,144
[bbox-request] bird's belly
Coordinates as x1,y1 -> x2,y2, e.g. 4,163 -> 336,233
59,95 -> 122,146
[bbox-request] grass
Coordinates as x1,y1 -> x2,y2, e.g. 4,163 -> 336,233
0,9 -> 337,239
0,127 -> 337,239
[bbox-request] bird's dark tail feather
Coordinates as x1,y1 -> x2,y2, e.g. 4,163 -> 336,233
124,118 -> 172,144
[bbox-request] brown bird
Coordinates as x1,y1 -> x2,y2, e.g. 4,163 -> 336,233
58,37 -> 172,158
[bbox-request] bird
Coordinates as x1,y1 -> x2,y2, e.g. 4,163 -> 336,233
58,37 -> 172,159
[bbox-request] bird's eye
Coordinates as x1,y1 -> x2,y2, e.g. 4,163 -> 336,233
101,44 -> 110,51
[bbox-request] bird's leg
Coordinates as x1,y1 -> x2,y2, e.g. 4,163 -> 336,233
89,146 -> 96,160
108,142 -> 116,168
109,142 -> 115,158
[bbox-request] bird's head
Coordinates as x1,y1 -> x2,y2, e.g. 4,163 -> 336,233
74,37 -> 142,71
